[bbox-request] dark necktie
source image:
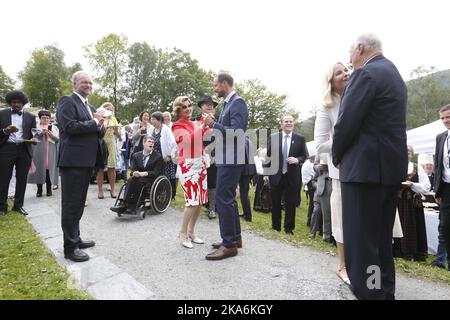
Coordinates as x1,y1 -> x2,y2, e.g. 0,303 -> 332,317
12,109 -> 22,116
143,154 -> 149,168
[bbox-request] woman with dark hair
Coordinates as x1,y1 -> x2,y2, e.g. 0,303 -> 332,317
131,111 -> 154,156
28,110 -> 59,197
149,111 -> 177,199
172,96 -> 209,248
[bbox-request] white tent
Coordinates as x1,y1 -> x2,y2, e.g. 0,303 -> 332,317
406,120 -> 445,154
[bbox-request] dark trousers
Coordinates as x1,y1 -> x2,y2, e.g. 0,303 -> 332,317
37,169 -> 52,194
216,165 -> 243,248
438,183 -> 450,267
271,174 -> 297,232
306,186 -> 315,226
239,174 -> 252,220
341,182 -> 398,300
60,167 -> 92,254
124,176 -> 155,208
0,143 -> 32,211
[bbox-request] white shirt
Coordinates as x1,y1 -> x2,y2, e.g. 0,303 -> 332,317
8,109 -> 24,143
254,155 -> 265,175
442,131 -> 450,183
142,151 -> 152,168
224,90 -> 236,104
73,92 -> 93,119
408,162 -> 431,194
363,54 -> 382,66
282,131 -> 292,158
301,159 -> 315,186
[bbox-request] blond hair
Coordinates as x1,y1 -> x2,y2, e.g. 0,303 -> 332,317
322,62 -> 345,109
172,96 -> 191,117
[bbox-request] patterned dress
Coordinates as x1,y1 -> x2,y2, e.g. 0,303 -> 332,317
172,120 -> 208,206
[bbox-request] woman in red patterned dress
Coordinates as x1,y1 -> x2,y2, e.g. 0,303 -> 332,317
172,96 -> 209,249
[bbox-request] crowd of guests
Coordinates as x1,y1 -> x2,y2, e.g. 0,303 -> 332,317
1,33 -> 450,300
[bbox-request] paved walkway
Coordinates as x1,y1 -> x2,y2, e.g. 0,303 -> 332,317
24,184 -> 450,300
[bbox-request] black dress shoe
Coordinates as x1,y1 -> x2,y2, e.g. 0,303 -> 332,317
78,240 -> 96,249
285,230 -> 294,235
12,207 -> 28,216
110,205 -> 127,213
64,249 -> 89,262
46,192 -> 52,197
36,193 -> 42,198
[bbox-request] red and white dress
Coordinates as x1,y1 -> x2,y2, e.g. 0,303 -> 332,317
172,119 -> 209,206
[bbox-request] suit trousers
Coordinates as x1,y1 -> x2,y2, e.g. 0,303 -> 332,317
239,174 -> 252,220
341,182 -> 398,300
271,173 -> 297,232
124,176 -> 155,208
216,165 -> 243,248
318,178 -> 332,240
437,183 -> 450,267
0,143 -> 32,211
60,167 -> 93,254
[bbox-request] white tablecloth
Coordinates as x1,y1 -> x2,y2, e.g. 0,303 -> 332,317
424,209 -> 439,254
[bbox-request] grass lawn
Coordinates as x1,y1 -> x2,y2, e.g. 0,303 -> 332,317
172,183 -> 450,285
0,208 -> 90,300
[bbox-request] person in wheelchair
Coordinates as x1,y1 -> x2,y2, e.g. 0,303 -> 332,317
111,135 -> 163,214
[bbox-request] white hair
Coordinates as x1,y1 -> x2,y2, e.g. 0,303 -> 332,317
71,71 -> 91,84
355,33 -> 382,51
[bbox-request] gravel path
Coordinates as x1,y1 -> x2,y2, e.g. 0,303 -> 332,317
24,184 -> 450,300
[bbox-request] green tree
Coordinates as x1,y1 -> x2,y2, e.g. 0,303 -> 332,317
0,66 -> 15,105
407,65 -> 450,129
84,33 -> 128,112
235,79 -> 298,130
19,45 -> 69,110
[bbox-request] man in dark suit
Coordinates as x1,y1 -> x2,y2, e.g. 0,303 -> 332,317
239,137 -> 257,222
0,91 -> 37,216
56,71 -> 105,262
111,135 -> 163,213
332,34 -> 407,300
264,115 -> 307,235
433,104 -> 450,271
203,73 -> 248,260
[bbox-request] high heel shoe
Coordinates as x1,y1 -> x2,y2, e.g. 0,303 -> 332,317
188,233 -> 204,244
336,267 -> 351,285
110,190 -> 117,199
98,192 -> 104,199
179,233 -> 193,249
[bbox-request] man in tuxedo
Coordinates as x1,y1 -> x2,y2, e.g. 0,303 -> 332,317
0,91 -> 37,216
332,34 -> 407,299
56,71 -> 105,262
433,104 -> 450,271
111,135 -> 163,213
264,115 -> 307,235
203,73 -> 248,260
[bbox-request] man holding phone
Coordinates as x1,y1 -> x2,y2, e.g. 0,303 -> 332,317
0,90 -> 37,216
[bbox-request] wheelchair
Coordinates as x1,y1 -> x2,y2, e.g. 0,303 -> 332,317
111,175 -> 172,219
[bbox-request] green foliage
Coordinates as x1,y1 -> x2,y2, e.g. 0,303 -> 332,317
0,66 -> 15,105
84,33 -> 128,112
407,66 -> 450,129
236,79 -> 298,130
0,211 -> 90,299
19,45 -> 71,110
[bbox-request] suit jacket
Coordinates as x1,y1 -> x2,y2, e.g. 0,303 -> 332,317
56,93 -> 105,168
0,108 -> 36,157
434,131 -> 447,197
332,55 -> 408,184
264,131 -> 307,187
212,93 -> 248,166
242,137 -> 257,176
130,151 -> 163,179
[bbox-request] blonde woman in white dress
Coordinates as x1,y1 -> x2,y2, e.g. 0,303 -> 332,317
314,62 -> 350,284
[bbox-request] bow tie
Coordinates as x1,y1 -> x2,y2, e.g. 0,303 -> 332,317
12,109 -> 23,115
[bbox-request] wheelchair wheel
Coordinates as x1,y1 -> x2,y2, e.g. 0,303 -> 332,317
150,176 -> 172,214
137,207 -> 146,220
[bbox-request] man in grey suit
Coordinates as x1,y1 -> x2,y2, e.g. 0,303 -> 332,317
56,71 -> 105,262
332,34 -> 407,299
312,154 -> 332,243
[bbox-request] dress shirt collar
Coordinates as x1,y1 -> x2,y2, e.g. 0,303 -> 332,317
74,92 -> 88,105
282,131 -> 293,139
224,90 -> 236,104
363,54 -> 382,66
